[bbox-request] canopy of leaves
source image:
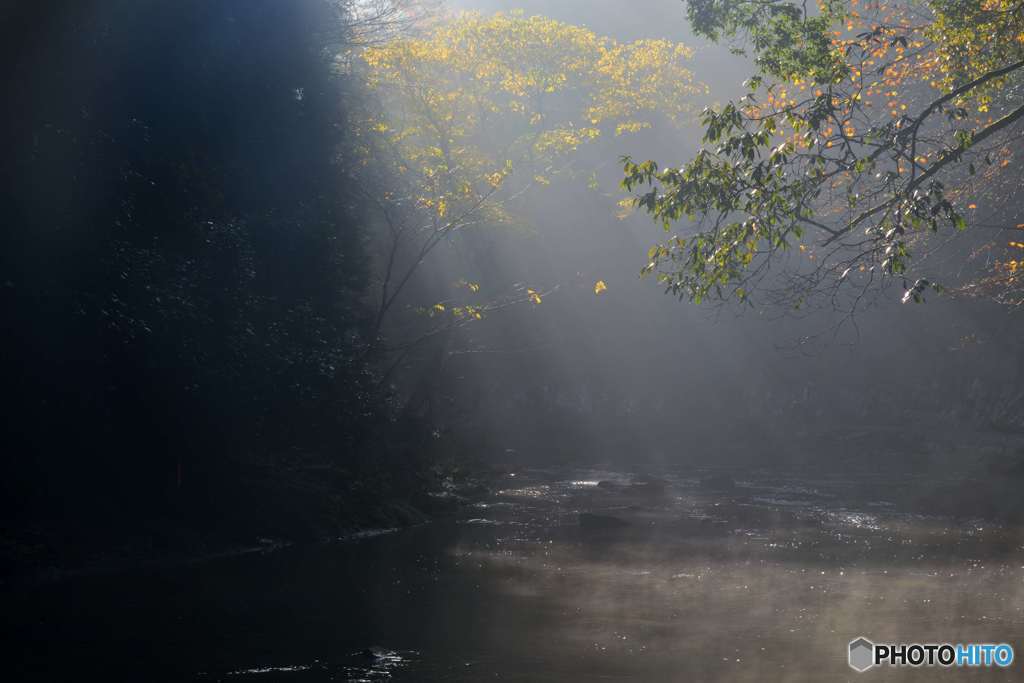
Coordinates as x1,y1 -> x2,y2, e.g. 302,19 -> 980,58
357,11 -> 706,334
361,11 -> 705,224
625,0 -> 1024,307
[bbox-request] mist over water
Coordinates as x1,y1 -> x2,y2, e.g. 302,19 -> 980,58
3,1 -> 1023,681
11,467 -> 1022,681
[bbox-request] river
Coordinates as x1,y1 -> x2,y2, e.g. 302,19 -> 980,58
7,468 -> 1024,681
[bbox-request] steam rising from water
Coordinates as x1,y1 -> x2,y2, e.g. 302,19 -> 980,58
438,470 -> 1024,681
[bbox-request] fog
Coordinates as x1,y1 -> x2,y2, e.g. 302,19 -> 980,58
3,1 -> 1023,680
384,0 -> 1024,474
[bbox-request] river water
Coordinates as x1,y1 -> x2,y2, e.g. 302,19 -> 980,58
8,469 -> 1024,681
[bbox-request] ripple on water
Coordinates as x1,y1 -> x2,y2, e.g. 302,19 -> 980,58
220,649 -> 415,681
470,501 -> 513,509
343,649 -> 416,682
458,518 -> 524,526
563,480 -> 601,488
823,510 -> 882,531
497,485 -> 554,499
227,664 -> 313,676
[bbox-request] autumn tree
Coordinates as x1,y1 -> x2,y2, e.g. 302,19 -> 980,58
623,0 -> 1024,309
356,11 -> 706,353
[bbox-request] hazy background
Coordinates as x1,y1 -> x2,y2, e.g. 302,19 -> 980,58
388,0 -> 1024,472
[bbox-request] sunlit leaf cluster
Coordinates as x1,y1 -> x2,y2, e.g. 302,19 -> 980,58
357,11 -> 705,335
625,0 -> 1024,307
361,11 -> 705,227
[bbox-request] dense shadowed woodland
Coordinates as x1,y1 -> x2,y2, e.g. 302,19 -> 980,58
0,0 -> 429,559
3,3 -> 1024,672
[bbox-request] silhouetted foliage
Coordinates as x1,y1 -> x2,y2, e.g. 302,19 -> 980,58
0,1 -> 410,539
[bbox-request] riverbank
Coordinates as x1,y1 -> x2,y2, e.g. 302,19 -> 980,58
0,460 -> 498,588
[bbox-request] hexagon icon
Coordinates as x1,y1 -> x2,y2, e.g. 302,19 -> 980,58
849,637 -> 875,672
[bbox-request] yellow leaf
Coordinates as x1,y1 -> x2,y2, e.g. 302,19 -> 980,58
594,280 -> 608,295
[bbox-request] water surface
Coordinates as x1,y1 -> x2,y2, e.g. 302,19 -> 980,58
8,469 -> 1024,681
